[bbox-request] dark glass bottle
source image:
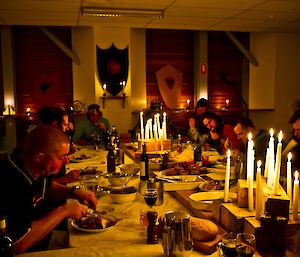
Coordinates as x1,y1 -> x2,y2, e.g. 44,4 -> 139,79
104,128 -> 112,150
110,125 -> 118,146
0,216 -> 14,257
113,134 -> 121,165
107,145 -> 116,173
140,144 -> 149,181
194,137 -> 202,163
177,134 -> 182,153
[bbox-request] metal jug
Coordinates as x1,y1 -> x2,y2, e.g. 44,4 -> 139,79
162,211 -> 193,257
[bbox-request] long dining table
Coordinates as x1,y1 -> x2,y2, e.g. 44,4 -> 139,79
18,145 -> 221,257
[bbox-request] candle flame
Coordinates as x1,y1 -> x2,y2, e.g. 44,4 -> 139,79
225,99 -> 229,105
288,152 -> 292,161
163,112 -> 166,117
257,160 -> 262,168
295,170 -> 299,181
278,130 -> 283,143
248,132 -> 252,141
103,84 -> 107,90
187,99 -> 190,104
26,107 -> 31,112
140,111 -> 143,115
227,149 -> 231,158
270,128 -> 274,137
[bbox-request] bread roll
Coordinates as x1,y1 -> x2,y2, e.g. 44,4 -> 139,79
190,216 -> 219,241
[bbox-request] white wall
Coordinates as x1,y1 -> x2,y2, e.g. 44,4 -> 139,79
72,26 -> 147,135
249,33 -> 300,140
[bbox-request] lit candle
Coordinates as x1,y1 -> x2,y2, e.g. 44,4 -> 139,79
103,83 -> 107,96
140,112 -> 144,141
156,113 -> 161,135
273,130 -> 283,195
293,171 -> 299,220
187,99 -> 190,108
224,149 -> 231,202
248,149 -> 255,211
267,128 -> 275,188
226,99 -> 230,106
264,148 -> 270,178
287,152 -> 292,209
149,118 -> 153,139
163,112 -> 167,139
159,129 -> 164,151
26,107 -> 31,116
256,160 -> 262,219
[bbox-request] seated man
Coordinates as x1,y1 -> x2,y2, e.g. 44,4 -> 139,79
73,104 -> 110,145
201,111 -> 243,154
282,109 -> 300,170
188,98 -> 210,143
233,117 -> 269,177
0,125 -> 97,254
38,106 -> 79,184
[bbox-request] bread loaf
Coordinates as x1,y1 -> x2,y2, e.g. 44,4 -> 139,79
190,216 -> 219,241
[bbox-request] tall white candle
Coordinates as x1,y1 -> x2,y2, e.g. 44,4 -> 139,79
159,129 -> 164,151
264,148 -> 270,178
293,171 -> 299,220
273,130 -> 283,194
247,133 -> 253,179
248,149 -> 255,211
140,112 -> 144,141
224,149 -> 231,202
157,113 -> 161,135
163,112 -> 167,139
287,152 -> 292,209
267,128 -> 275,188
149,118 -> 153,139
255,160 -> 262,219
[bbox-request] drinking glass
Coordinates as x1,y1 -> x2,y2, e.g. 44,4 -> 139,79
143,189 -> 158,209
236,233 -> 256,257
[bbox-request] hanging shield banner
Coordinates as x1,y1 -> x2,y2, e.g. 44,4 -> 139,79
155,64 -> 182,109
97,44 -> 129,96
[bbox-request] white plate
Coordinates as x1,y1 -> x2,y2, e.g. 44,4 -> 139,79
71,153 -> 97,163
189,191 -> 237,211
96,205 -> 115,215
70,214 -> 119,233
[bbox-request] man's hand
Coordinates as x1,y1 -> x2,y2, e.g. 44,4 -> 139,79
72,188 -> 97,210
64,170 -> 80,183
64,201 -> 87,220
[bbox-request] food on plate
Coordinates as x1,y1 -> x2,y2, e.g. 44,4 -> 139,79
110,186 -> 137,194
199,180 -> 225,191
74,154 -> 90,160
162,162 -> 207,175
75,215 -> 118,229
190,216 -> 219,241
80,167 -> 101,176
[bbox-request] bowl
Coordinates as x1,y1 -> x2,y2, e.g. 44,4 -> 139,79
106,172 -> 132,187
118,163 -> 140,176
110,186 -> 137,204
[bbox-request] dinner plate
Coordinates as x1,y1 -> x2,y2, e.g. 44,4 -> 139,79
70,214 -> 119,233
189,191 -> 237,211
70,153 -> 97,163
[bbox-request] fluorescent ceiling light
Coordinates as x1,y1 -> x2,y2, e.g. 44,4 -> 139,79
81,7 -> 164,18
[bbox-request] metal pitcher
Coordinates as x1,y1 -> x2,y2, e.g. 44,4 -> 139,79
162,211 -> 193,257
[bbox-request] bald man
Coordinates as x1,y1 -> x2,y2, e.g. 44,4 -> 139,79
0,124 -> 97,254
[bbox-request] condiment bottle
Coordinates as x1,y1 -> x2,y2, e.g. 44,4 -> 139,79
147,211 -> 159,244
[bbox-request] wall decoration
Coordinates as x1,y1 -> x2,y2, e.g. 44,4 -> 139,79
155,64 -> 182,109
97,44 -> 129,96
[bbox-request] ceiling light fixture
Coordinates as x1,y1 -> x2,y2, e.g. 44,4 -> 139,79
81,7 -> 164,18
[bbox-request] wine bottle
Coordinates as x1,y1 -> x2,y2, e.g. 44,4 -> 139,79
194,137 -> 202,163
107,145 -> 116,173
140,143 -> 149,181
110,125 -> 117,146
0,216 -> 14,257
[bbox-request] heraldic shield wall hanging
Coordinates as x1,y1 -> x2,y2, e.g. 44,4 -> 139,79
97,44 -> 129,96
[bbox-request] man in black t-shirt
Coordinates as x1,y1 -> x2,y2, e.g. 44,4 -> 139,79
0,125 -> 97,254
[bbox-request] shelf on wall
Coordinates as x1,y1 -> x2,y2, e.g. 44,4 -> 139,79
100,94 -> 128,108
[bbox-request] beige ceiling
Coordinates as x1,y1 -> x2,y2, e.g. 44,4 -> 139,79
0,0 -> 300,32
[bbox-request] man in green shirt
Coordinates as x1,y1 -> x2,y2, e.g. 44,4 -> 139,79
73,104 -> 110,145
